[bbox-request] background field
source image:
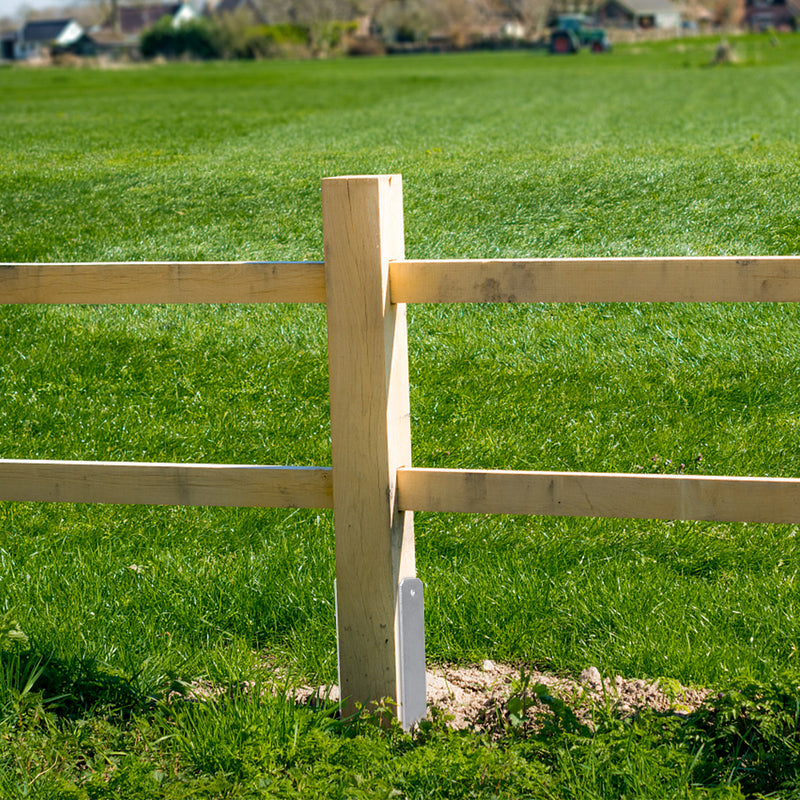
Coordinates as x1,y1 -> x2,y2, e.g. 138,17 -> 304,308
2,37 -> 800,797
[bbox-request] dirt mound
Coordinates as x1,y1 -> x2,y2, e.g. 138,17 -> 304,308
426,662 -> 710,732
295,662 -> 711,732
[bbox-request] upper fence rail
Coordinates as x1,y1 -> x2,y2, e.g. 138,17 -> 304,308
0,261 -> 326,304
390,256 -> 800,303
5,256 -> 800,306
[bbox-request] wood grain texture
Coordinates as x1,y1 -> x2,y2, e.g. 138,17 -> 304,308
322,175 -> 416,720
0,460 -> 332,508
397,467 -> 800,523
0,262 -> 326,304
389,257 -> 800,304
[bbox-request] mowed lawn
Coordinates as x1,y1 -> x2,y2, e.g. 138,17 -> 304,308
1,37 -> 800,797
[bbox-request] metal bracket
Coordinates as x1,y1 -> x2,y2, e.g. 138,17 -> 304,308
398,577 -> 426,729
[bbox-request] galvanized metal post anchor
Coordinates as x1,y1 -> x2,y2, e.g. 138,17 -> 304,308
397,577 -> 426,729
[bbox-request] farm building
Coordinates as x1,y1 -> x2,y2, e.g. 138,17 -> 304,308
12,18 -> 95,61
595,0 -> 682,28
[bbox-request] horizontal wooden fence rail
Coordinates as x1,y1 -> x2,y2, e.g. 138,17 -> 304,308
390,256 -> 800,304
8,256 -> 800,307
0,261 -> 326,304
2,174 -> 799,730
397,468 -> 800,524
0,460 -> 333,509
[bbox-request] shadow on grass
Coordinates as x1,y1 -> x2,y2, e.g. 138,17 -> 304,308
0,643 -> 164,722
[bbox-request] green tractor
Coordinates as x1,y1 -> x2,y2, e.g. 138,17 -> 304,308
549,14 -> 611,54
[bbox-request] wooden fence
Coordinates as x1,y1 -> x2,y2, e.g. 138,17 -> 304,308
4,173 -> 800,728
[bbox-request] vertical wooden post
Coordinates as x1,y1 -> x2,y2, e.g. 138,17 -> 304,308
322,175 -> 422,725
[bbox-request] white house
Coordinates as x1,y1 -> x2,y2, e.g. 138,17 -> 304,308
14,18 -> 88,60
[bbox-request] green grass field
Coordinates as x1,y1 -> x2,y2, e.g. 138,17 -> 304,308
2,36 -> 800,797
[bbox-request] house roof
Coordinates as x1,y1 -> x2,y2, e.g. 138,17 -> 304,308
118,3 -> 183,35
20,18 -> 78,43
600,0 -> 681,14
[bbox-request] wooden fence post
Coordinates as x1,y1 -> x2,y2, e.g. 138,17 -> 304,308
322,175 -> 424,727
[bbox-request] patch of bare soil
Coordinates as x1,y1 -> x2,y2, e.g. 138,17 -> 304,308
425,662 -> 710,732
294,662 -> 711,733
